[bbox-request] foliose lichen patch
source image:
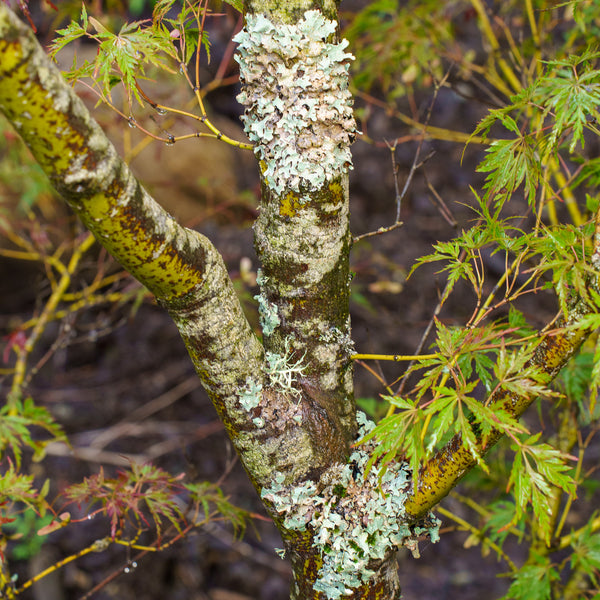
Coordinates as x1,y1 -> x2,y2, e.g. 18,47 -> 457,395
234,10 -> 356,200
239,377 -> 263,411
261,412 -> 441,599
254,268 -> 280,336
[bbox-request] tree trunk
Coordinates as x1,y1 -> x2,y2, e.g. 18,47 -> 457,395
1,2 -> 597,599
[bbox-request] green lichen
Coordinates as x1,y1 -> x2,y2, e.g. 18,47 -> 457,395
254,268 -> 280,336
234,10 -> 356,201
261,412 -> 441,598
255,292 -> 280,336
239,377 -> 263,411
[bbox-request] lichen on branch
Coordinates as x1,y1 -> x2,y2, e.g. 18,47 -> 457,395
0,2 -> 264,468
234,9 -> 356,201
262,413 -> 440,599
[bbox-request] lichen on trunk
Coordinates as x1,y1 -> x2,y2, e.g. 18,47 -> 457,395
232,6 -> 426,597
0,2 -> 441,597
235,5 -> 358,446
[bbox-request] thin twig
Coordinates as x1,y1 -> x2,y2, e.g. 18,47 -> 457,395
395,248 -> 468,397
354,71 -> 449,244
424,172 -> 457,227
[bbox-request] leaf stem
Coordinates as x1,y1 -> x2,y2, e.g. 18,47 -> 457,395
351,353 -> 438,361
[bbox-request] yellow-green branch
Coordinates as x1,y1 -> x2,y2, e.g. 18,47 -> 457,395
404,297 -> 595,520
0,3 -> 265,474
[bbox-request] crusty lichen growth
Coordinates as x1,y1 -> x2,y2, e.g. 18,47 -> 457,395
237,8 -> 356,428
234,10 -> 356,201
254,268 -> 281,336
262,413 -> 441,599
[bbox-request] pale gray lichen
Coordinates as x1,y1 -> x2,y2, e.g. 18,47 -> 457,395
238,339 -> 305,420
255,292 -> 280,335
318,326 -> 356,358
255,268 -> 280,336
234,10 -> 356,200
239,377 -> 263,411
265,337 -> 306,399
261,412 -> 441,599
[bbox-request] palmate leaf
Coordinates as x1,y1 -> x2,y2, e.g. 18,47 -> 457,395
493,343 -> 558,400
468,88 -> 541,209
66,463 -> 187,539
185,481 -> 248,537
0,397 -> 67,466
464,397 -> 526,441
555,345 -> 597,423
410,225 -> 490,302
222,0 -> 243,11
535,51 -> 600,153
360,395 -> 425,485
502,555 -> 558,600
48,3 -> 88,56
530,223 -> 592,316
0,465 -> 50,561
570,519 -> 600,587
476,133 -> 540,208
507,434 -> 576,544
480,500 -> 525,550
469,87 -> 534,144
0,463 -> 45,511
425,381 -> 479,452
0,464 -> 50,560
93,21 -> 176,103
507,306 -> 537,338
50,5 -> 202,104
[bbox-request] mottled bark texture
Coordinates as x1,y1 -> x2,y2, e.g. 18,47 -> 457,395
246,0 -> 339,23
0,4 -> 269,482
2,2 -> 598,599
234,4 -> 372,596
0,4 -> 362,591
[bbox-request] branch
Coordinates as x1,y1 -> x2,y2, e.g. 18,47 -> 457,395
404,296 -> 595,520
235,4 -> 359,473
0,5 -> 263,441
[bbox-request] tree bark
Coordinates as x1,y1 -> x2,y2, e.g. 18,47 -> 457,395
0,3 -> 372,596
1,3 -> 598,599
